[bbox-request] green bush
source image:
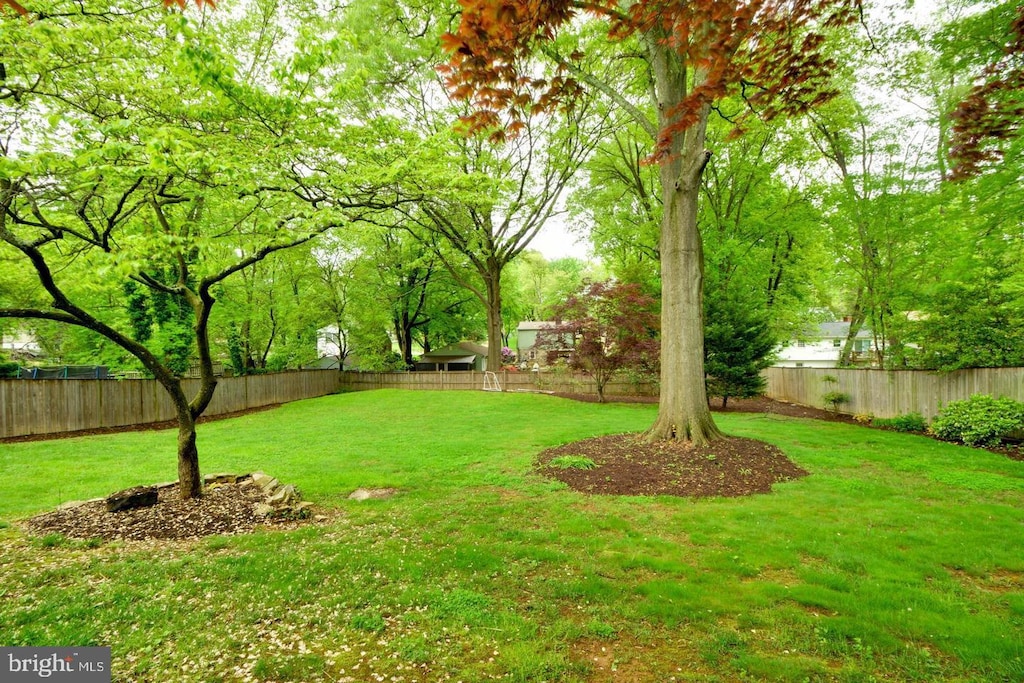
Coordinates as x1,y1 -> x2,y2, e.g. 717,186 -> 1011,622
0,361 -> 20,378
931,395 -> 1024,447
872,413 -> 927,433
822,390 -> 850,413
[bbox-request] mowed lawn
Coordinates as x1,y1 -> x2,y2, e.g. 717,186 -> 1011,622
1,390 -> 1023,682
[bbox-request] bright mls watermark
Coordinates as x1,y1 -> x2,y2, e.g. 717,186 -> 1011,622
1,648 -> 110,682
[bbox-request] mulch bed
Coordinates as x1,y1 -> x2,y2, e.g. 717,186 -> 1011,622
24,481 -> 269,542
536,433 -> 809,498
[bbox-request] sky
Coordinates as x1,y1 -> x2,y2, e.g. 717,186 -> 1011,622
531,220 -> 593,260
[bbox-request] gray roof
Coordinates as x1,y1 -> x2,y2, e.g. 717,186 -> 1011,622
517,321 -> 555,331
810,322 -> 873,339
419,341 -> 487,360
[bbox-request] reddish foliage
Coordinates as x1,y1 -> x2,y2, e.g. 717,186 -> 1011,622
440,0 -> 859,147
949,5 -> 1024,179
0,0 -> 29,15
536,281 -> 659,400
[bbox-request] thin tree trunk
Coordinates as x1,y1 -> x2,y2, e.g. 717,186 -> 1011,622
176,407 -> 202,499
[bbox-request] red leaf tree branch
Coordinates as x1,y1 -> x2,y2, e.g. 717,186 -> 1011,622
948,5 -> 1024,179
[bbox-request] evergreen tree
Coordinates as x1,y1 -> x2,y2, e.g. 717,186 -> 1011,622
704,293 -> 777,408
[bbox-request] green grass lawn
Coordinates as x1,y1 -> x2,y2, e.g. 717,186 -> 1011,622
1,389 -> 1023,682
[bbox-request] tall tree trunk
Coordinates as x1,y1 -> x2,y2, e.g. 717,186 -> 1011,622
644,48 -> 723,445
484,265 -> 503,372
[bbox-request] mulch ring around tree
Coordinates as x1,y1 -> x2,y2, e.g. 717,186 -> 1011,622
536,433 -> 809,498
21,478 -> 336,543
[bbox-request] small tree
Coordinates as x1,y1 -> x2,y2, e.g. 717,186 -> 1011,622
537,281 -> 658,403
703,294 -> 777,408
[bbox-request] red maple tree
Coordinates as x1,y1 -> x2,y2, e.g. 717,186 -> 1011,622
537,281 -> 659,404
948,4 -> 1024,179
441,0 -> 857,444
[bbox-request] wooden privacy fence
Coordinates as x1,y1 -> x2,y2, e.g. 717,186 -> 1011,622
0,370 -> 341,439
342,368 -> 1024,420
338,370 -> 657,397
764,367 -> 1024,420
6,367 -> 1021,438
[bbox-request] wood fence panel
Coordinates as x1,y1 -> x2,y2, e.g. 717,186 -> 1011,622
339,368 -> 1023,421
0,371 -> 341,438
337,371 -> 658,398
763,367 -> 1024,419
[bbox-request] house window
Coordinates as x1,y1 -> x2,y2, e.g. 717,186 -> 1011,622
832,338 -> 841,347
795,363 -> 804,367
797,341 -> 806,347
528,350 -> 536,360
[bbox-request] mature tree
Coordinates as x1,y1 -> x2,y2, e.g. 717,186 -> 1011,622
0,0 -> 398,498
351,225 -> 483,368
537,280 -> 659,403
402,107 -> 609,372
442,0 -> 857,443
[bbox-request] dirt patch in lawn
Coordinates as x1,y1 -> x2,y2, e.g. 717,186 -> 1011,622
534,395 -> 829,498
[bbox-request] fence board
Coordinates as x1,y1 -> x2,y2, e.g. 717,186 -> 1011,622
5,367 -> 1021,438
337,371 -> 658,397
763,367 -> 1024,419
339,368 -> 1024,421
0,371 -> 341,438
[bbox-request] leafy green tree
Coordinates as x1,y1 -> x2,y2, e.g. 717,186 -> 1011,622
942,2 -> 1024,178
400,109 -> 611,372
503,252 -> 599,334
0,0 -> 400,498
441,0 -> 859,444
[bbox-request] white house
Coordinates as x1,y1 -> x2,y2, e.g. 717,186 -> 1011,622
0,328 -> 42,361
774,322 -> 876,368
316,325 -> 346,361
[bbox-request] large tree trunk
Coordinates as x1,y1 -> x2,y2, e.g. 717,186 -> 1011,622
645,47 -> 723,445
484,264 -> 503,372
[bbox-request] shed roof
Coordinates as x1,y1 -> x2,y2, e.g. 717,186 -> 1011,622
419,341 -> 487,361
517,321 -> 555,331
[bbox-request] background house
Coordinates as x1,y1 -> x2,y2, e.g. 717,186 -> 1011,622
416,342 -> 488,371
774,321 -> 876,368
515,321 -> 552,364
0,329 -> 43,361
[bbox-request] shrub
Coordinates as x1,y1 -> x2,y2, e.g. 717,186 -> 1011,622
822,391 -> 850,413
931,395 -> 1024,447
0,361 -> 20,378
872,413 -> 927,433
